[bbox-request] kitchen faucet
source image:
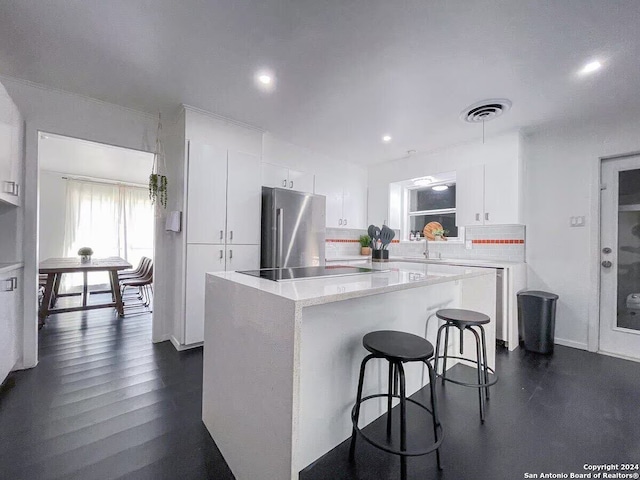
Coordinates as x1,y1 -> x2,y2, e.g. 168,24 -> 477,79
423,236 -> 429,259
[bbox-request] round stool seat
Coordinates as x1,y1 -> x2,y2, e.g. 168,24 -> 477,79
363,330 -> 434,361
436,308 -> 490,329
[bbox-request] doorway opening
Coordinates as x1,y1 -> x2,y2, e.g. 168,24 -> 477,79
37,132 -> 155,341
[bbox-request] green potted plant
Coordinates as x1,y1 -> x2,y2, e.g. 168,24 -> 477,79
359,235 -> 372,255
77,247 -> 94,264
149,113 -> 168,208
433,228 -> 448,241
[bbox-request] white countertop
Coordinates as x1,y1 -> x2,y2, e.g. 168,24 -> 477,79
393,257 -> 525,268
0,262 -> 23,274
209,262 -> 495,307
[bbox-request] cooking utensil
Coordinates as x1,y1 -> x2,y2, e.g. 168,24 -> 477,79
373,227 -> 381,249
380,225 -> 395,250
368,225 -> 377,248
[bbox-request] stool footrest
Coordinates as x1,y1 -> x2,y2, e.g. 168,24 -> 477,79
351,393 -> 443,457
431,355 -> 498,387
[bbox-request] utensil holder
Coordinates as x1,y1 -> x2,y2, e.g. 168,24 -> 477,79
372,250 -> 389,262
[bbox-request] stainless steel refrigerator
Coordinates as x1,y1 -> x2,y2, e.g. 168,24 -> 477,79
261,187 -> 326,268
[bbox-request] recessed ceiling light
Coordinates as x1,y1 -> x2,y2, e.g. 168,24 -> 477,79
413,176 -> 435,187
254,69 -> 275,90
382,135 -> 392,143
432,185 -> 449,191
580,60 -> 602,75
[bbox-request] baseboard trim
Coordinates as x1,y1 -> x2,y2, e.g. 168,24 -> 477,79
554,337 -> 588,351
597,350 -> 640,364
169,335 -> 203,351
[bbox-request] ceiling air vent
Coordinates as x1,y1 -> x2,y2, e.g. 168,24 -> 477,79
460,99 -> 512,123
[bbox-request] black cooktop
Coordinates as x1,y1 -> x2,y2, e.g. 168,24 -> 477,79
237,265 -> 382,282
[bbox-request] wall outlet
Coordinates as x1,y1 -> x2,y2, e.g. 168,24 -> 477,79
570,216 -> 586,227
465,240 -> 473,250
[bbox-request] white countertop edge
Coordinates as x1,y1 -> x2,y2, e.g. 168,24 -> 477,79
0,262 -> 24,273
208,265 -> 495,308
393,257 -> 525,268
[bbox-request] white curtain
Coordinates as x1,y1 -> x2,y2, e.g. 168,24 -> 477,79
63,179 -> 154,289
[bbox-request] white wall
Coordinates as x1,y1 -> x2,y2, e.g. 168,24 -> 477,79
38,171 -> 66,260
522,113 -> 640,351
262,133 -> 368,186
367,131 -> 521,227
0,75 -> 158,369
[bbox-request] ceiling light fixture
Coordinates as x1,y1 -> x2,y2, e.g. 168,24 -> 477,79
580,60 -> 602,75
432,185 -> 449,191
382,135 -> 392,143
254,69 -> 275,90
413,176 -> 435,187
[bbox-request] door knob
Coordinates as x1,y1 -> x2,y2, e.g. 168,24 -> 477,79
601,260 -> 612,268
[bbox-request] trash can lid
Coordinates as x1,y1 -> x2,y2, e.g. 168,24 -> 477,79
517,290 -> 559,300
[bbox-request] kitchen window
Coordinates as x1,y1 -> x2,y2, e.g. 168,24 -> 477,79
408,184 -> 459,239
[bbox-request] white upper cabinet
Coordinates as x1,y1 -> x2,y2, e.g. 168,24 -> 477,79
186,142 -> 228,244
483,159 -> 519,224
456,164 -> 485,226
0,87 -> 22,207
315,174 -> 367,229
227,150 -> 261,245
456,160 -> 520,226
261,163 -> 314,194
261,162 -> 289,189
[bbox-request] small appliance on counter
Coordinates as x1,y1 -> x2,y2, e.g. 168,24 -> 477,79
261,187 -> 326,269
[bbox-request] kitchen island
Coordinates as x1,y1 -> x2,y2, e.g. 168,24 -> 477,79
202,262 -> 496,480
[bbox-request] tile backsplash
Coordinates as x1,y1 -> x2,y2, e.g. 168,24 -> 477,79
325,225 -> 526,262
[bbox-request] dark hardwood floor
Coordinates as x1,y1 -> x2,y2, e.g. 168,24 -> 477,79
3,301 -> 640,480
0,301 -> 234,480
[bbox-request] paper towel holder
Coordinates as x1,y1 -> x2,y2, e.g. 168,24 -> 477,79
165,211 -> 182,232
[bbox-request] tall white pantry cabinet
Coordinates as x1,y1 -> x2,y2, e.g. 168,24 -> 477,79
0,79 -> 25,385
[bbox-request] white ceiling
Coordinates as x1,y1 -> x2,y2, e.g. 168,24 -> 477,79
1,1 -> 639,165
39,133 -> 154,185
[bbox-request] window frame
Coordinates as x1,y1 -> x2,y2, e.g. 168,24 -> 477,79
404,183 -> 461,241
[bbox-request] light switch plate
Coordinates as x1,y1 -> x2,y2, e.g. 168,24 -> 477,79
570,216 -> 586,227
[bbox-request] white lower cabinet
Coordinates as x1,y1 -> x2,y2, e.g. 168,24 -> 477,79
184,244 -> 259,345
225,244 -> 260,272
0,267 -> 22,384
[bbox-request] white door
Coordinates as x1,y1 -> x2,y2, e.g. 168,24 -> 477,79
261,163 -> 289,189
287,169 -> 314,193
185,244 -> 226,345
599,155 -> 640,360
455,164 -> 485,226
186,142 -> 228,244
225,244 -> 260,272
227,150 -> 261,245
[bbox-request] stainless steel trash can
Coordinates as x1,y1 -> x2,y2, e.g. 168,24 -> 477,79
517,290 -> 559,354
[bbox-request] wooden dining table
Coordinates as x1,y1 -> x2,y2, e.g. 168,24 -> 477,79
38,256 -> 132,326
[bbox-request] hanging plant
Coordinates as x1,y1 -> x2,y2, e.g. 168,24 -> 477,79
149,113 -> 168,208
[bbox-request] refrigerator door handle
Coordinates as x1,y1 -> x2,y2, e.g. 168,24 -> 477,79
276,208 -> 284,268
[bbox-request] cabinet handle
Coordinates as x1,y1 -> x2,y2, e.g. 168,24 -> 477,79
289,181 -> 293,189
229,249 -> 233,259
344,218 -> 347,226
485,212 -> 489,221
3,279 -> 13,292
3,181 -> 15,195
11,277 -> 17,290
475,213 -> 480,222
282,179 -> 287,187
219,249 -> 224,260
338,219 -> 343,226
13,184 -> 19,196
229,230 -> 233,241
220,230 -> 224,241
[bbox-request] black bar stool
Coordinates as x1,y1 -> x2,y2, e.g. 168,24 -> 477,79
349,330 -> 443,479
432,308 -> 497,423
